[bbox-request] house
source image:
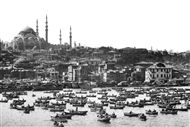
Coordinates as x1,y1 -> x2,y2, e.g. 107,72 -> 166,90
145,62 -> 173,83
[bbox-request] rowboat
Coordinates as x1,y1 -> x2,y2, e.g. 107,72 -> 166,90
97,115 -> 110,123
51,116 -> 68,122
160,110 -> 177,114
124,112 -> 139,117
145,110 -> 158,115
64,110 -> 88,115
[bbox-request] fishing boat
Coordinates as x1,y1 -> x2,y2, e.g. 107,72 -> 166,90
138,113 -> 147,121
64,109 -> 88,115
51,116 -> 68,122
56,113 -> 72,119
109,112 -> 117,118
24,108 -> 30,114
124,111 -> 139,117
97,115 -> 111,123
109,105 -> 125,109
126,103 -> 144,108
145,110 -> 158,115
160,109 -> 178,114
50,107 -> 65,112
157,103 -> 168,108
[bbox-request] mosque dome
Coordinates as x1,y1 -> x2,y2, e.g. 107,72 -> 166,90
19,26 -> 36,36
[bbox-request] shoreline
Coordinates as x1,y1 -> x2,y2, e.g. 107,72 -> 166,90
0,85 -> 189,93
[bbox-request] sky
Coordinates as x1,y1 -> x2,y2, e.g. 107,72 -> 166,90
0,0 -> 190,52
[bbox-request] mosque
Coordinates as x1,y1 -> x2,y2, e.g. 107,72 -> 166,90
5,15 -> 73,51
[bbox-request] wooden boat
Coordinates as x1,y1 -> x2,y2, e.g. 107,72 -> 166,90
50,107 -> 65,112
97,115 -> 110,123
124,112 -> 139,117
51,116 -> 68,122
24,108 -> 30,114
160,110 -> 178,114
57,113 -> 72,119
157,103 -> 168,108
109,113 -> 117,118
64,110 -> 88,115
110,105 -> 125,109
51,102 -> 66,106
126,103 -> 144,108
16,105 -> 35,111
166,107 -> 188,111
138,114 -> 147,121
145,110 -> 158,115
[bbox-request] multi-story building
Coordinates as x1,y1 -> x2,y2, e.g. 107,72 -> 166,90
145,62 -> 173,83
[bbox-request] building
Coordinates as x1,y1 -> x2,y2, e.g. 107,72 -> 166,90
5,16 -> 51,51
132,65 -> 146,82
68,64 -> 79,81
145,62 -> 173,83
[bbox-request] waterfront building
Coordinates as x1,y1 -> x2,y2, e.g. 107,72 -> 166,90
131,65 -> 146,83
103,69 -> 127,83
145,62 -> 173,83
68,64 -> 79,81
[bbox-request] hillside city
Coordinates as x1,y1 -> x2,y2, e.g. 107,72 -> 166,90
0,18 -> 190,91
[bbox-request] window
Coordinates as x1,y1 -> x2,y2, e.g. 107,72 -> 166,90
161,74 -> 163,78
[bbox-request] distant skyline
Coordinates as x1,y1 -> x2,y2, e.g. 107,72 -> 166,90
0,0 -> 190,52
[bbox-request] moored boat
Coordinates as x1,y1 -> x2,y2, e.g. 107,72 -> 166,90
64,109 -> 88,115
138,113 -> 147,121
97,115 -> 111,123
145,110 -> 158,115
160,109 -> 178,114
51,116 -> 68,122
109,112 -> 117,118
124,111 -> 139,117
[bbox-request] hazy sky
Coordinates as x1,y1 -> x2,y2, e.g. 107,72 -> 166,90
0,0 -> 190,52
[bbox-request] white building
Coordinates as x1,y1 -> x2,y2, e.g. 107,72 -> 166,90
145,63 -> 173,83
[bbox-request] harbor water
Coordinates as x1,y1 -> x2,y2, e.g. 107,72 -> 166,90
0,87 -> 190,127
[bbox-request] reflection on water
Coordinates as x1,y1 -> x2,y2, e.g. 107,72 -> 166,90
0,87 -> 190,127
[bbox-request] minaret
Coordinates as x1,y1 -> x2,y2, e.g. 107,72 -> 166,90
36,19 -> 39,36
74,41 -> 76,48
45,15 -> 48,43
60,29 -> 62,45
69,26 -> 72,49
